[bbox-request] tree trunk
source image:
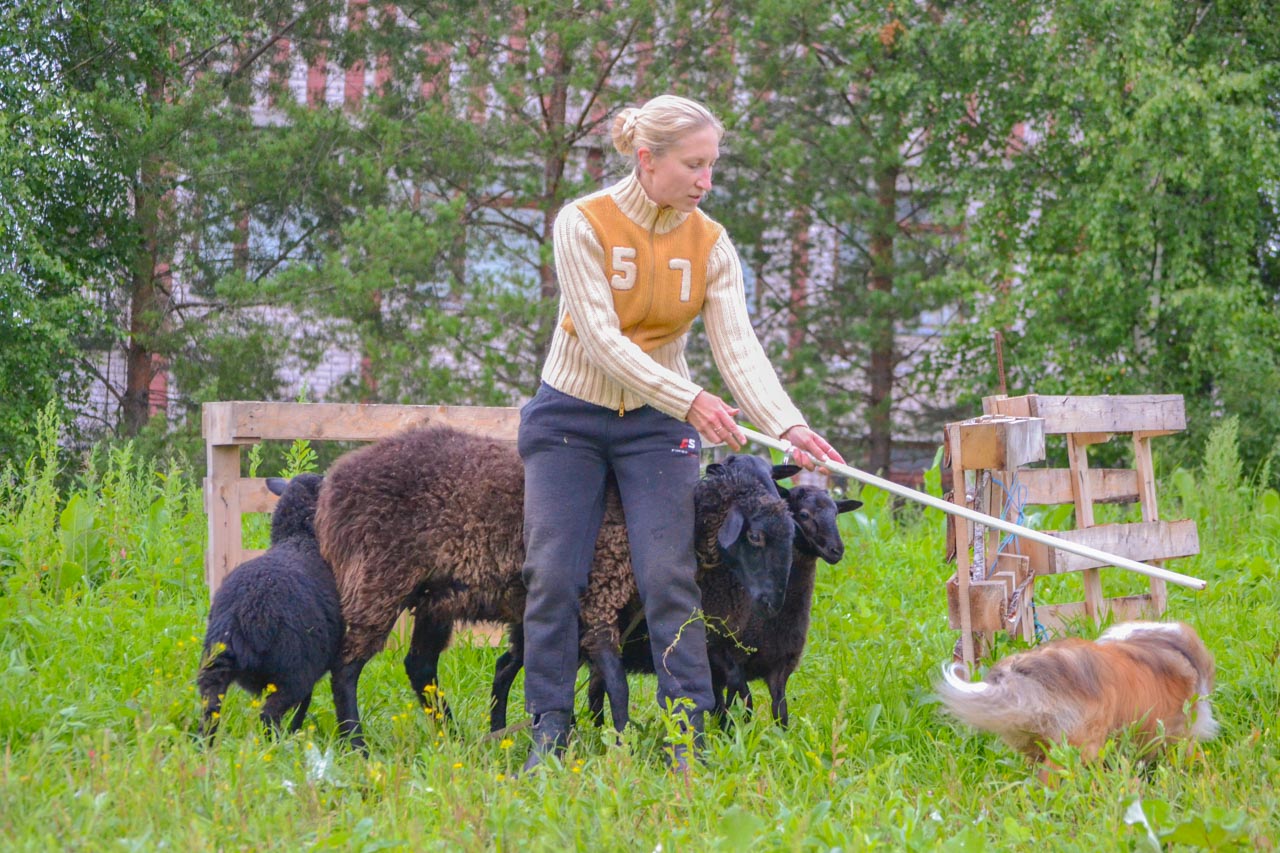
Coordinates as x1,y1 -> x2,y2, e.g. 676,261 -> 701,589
121,70 -> 168,437
788,206 -> 811,359
866,164 -> 898,476
540,41 -> 568,302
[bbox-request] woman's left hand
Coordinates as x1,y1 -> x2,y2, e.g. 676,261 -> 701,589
781,425 -> 846,472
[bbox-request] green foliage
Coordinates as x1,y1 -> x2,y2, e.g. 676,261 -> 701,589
0,0 -> 118,459
951,0 -> 1280,478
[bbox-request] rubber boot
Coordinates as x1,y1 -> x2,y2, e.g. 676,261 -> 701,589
521,710 -> 573,774
668,710 -> 705,774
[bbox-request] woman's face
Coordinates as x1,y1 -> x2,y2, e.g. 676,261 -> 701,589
638,125 -> 719,213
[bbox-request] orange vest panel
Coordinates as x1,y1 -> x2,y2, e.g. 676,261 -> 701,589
562,195 -> 723,353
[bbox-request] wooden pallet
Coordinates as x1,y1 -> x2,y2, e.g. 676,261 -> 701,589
945,394 -> 1199,666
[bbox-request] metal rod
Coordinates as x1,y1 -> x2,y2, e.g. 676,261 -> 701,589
738,427 -> 1207,591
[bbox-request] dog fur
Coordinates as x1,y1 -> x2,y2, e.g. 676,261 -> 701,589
936,621 -> 1217,766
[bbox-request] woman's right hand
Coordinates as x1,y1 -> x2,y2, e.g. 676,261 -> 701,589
687,390 -> 744,450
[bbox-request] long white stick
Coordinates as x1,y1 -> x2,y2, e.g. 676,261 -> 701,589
738,427 -> 1207,591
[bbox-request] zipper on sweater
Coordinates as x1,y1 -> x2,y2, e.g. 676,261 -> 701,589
641,211 -> 661,324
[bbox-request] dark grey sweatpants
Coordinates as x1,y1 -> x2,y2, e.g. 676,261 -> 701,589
518,383 -> 713,718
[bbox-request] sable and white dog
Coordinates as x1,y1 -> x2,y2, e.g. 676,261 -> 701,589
936,622 -> 1218,769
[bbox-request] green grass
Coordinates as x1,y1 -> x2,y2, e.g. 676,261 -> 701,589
0,414 -> 1276,851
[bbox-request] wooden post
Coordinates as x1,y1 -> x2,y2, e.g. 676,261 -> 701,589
946,423 -> 976,665
1065,433 -> 1105,625
1133,432 -> 1169,614
204,445 -> 243,592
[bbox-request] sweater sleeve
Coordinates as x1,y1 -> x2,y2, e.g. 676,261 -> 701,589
553,205 -> 704,418
701,231 -> 807,438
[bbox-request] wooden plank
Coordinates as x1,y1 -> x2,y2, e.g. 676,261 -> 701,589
1016,468 -> 1140,505
956,416 -> 1045,471
995,552 -> 1031,586
946,423 -> 976,665
946,575 -> 1007,632
1035,595 -> 1159,636
986,395 -> 1031,418
1022,519 -> 1200,575
242,548 -> 267,562
204,446 -> 243,596
239,478 -> 279,514
1066,434 -> 1104,624
997,394 -> 1186,435
202,403 -> 258,446
1133,435 -> 1169,614
202,401 -> 520,444
995,553 -> 1035,641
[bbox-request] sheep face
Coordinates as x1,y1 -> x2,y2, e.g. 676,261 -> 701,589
702,455 -> 797,615
785,486 -> 861,565
715,503 -> 794,614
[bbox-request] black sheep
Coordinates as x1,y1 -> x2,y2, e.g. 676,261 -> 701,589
581,482 -> 858,729
490,455 -> 802,732
710,484 -> 861,727
197,473 -> 342,738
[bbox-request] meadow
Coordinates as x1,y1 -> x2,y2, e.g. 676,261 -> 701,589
0,412 -> 1276,851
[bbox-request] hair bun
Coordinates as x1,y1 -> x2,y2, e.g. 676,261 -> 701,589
611,108 -> 640,156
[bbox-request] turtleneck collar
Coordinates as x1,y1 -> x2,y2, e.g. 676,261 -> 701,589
610,170 -> 691,234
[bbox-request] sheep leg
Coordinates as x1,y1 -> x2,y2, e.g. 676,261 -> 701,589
764,668 -> 791,728
727,662 -> 754,715
489,625 -> 525,732
404,614 -> 454,721
708,654 -> 731,724
588,647 -> 630,732
586,668 -> 607,727
287,690 -> 314,733
259,687 -> 312,734
196,667 -> 233,741
332,657 -> 369,754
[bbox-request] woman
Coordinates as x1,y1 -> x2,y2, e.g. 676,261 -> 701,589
519,94 -> 844,771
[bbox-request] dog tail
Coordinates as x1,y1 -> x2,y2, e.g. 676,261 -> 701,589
935,661 -> 1072,745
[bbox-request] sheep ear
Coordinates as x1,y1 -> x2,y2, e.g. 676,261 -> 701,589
836,499 -> 862,513
705,462 -> 725,477
266,477 -> 289,496
771,464 -> 801,481
717,505 -> 746,550
775,484 -> 791,499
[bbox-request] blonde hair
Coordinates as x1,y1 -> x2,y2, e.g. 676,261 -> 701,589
610,95 -> 725,163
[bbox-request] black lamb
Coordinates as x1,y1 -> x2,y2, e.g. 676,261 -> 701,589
197,473 -> 343,738
710,484 -> 861,727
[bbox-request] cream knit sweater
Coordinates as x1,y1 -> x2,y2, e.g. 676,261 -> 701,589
541,170 -> 806,440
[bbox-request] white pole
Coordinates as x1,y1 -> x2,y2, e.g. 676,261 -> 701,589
739,427 -> 1207,591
